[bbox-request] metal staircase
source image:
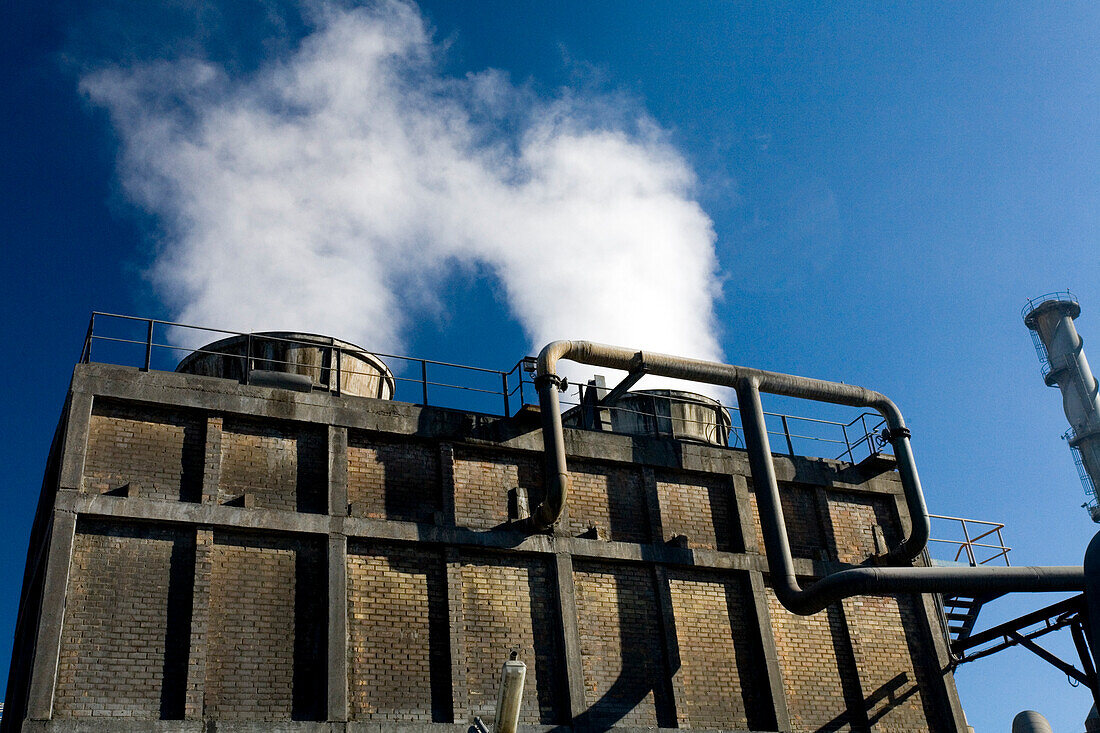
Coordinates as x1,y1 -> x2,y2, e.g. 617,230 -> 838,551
942,593 -> 995,646
928,515 -> 1012,650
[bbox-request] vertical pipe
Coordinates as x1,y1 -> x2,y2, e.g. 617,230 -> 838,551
736,379 -> 799,601
532,376 -> 570,530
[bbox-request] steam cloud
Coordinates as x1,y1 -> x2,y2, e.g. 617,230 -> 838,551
83,0 -> 725,390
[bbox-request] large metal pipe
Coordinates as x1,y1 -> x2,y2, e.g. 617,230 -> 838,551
532,340 -> 1085,615
532,340 -> 929,562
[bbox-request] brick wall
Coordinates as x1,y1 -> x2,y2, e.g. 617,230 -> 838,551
347,434 -> 441,522
218,417 -> 326,513
747,482 -> 825,557
655,470 -> 739,551
766,587 -> 867,732
457,553 -> 562,725
205,532 -> 326,720
452,448 -> 543,529
572,561 -> 673,728
843,595 -> 951,731
55,520 -> 194,718
667,570 -> 773,730
564,462 -> 649,542
83,400 -> 204,502
826,491 -> 901,564
347,542 -> 450,722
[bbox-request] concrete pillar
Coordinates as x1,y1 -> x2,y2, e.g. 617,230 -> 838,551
439,443 -> 456,526
26,508 -> 77,720
732,474 -> 759,554
641,467 -> 665,543
445,548 -> 469,724
553,552 -> 588,723
328,426 -> 348,517
327,533 -> 348,722
201,416 -> 223,504
652,565 -> 686,726
57,393 -> 93,491
748,571 -> 793,732
185,526 -> 213,719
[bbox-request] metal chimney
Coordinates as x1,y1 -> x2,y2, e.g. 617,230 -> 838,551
1023,292 -> 1100,522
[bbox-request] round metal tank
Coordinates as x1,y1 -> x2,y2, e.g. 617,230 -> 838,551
176,332 -> 395,399
607,389 -> 731,446
1012,710 -> 1052,733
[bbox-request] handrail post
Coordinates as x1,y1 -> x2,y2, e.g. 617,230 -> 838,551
961,520 -> 976,566
81,314 -> 96,364
421,360 -> 429,405
781,414 -> 795,456
502,372 -> 510,416
998,528 -> 1011,567
245,333 -> 253,384
841,424 -> 852,463
143,319 -> 154,371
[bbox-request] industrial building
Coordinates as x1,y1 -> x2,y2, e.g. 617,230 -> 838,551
1,314 -> 1010,731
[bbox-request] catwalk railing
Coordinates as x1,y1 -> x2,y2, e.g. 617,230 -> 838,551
80,312 -> 887,463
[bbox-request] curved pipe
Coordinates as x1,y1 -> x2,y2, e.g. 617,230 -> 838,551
532,340 -> 928,562
532,340 -> 1085,614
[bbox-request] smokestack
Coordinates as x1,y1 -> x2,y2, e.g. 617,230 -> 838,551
1023,291 -> 1100,521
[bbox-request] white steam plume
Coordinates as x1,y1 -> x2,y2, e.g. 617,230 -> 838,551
83,0 -> 725,393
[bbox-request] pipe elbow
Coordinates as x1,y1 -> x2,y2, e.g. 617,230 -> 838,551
867,392 -> 905,430
531,472 -> 571,531
536,341 -> 577,379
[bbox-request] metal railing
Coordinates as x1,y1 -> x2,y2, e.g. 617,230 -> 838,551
928,514 -> 1011,567
1064,427 -> 1100,520
1023,291 -> 1078,380
80,312 -> 536,417
78,312 -> 889,461
565,382 -> 888,463
1021,290 -> 1078,319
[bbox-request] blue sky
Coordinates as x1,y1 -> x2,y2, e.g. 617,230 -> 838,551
4,2 -> 1100,729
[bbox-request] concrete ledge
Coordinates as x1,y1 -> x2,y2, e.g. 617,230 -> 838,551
67,492 -> 822,574
69,363 -> 902,495
24,721 -> 779,733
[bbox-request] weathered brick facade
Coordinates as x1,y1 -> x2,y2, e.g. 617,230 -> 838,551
2,361 -> 968,732
573,561 -> 673,728
82,400 -> 205,502
54,520 -> 194,718
458,554 -> 562,725
218,416 -> 327,514
667,570 -> 773,730
204,532 -> 326,720
346,542 -> 450,722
